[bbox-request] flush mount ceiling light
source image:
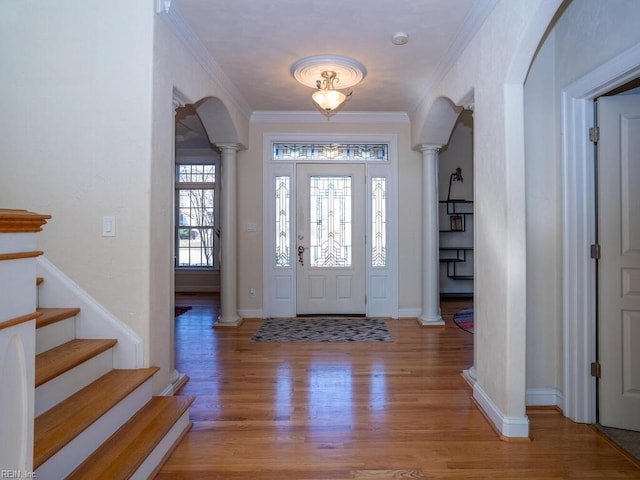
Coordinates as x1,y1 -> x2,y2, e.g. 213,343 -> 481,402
291,55 -> 367,116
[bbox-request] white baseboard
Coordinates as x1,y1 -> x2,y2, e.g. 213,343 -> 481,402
473,382 -> 530,439
159,371 -> 190,396
525,388 -> 563,408
397,308 -> 422,318
462,366 -> 477,388
238,309 -> 263,319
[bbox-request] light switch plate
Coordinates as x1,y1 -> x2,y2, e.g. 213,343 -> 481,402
102,216 -> 116,237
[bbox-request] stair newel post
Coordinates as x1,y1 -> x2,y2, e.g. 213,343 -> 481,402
216,143 -> 242,327
419,145 -> 444,326
0,209 -> 50,475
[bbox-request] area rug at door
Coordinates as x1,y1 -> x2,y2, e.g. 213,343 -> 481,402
251,317 -> 393,342
453,307 -> 474,333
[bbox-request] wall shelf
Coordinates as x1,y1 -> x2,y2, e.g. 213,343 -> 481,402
439,200 -> 473,286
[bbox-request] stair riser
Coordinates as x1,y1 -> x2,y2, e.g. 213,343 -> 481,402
35,349 -> 113,416
131,411 -> 192,480
36,318 -> 75,354
35,378 -> 154,480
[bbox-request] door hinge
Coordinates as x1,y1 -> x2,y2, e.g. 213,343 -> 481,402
590,362 -> 601,378
589,126 -> 600,143
590,243 -> 601,260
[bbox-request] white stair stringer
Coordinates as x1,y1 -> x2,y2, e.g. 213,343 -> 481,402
37,257 -> 143,369
35,317 -> 75,355
35,377 -> 154,480
35,348 -> 113,417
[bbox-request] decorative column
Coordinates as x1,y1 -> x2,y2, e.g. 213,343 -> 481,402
419,144 -> 444,326
216,143 -> 242,326
168,95 -> 187,391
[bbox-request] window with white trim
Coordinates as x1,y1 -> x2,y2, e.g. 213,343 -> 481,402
175,163 -> 219,268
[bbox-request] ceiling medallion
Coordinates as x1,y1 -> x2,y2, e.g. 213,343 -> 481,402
291,55 -> 367,117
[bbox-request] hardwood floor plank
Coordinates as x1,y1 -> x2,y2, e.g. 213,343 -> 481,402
157,295 -> 640,479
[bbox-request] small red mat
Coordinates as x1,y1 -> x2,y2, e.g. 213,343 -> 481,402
453,307 -> 473,334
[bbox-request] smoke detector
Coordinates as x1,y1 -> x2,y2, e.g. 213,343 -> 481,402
392,32 -> 409,46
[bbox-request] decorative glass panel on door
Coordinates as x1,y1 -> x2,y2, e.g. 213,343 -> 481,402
309,175 -> 352,267
275,176 -> 290,267
371,177 -> 386,267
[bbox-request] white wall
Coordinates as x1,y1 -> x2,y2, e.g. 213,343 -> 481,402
411,0 -> 565,435
524,30 -> 562,396
150,10 -> 249,391
554,0 -> 640,88
522,0 -> 640,405
0,1 -> 250,394
0,1 -> 155,341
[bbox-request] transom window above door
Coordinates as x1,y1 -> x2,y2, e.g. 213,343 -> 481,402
273,143 -> 388,162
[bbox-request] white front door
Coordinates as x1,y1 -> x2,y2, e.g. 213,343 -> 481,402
597,94 -> 640,431
296,163 -> 366,315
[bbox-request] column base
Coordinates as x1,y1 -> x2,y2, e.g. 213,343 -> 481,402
417,313 -> 444,327
214,315 -> 244,328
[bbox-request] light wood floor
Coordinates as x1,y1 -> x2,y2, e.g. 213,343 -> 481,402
157,294 -> 640,479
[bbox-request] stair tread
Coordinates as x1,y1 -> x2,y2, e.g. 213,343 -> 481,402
35,338 -> 117,387
34,367 -> 160,469
36,307 -> 81,329
67,395 -> 195,480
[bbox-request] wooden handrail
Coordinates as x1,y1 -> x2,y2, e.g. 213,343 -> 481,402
0,209 -> 51,232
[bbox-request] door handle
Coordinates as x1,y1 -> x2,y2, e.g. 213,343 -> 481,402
297,245 -> 305,266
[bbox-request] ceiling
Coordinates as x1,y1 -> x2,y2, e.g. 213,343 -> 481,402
171,0 -> 498,146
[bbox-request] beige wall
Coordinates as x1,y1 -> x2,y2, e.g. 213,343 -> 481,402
242,119 -> 422,314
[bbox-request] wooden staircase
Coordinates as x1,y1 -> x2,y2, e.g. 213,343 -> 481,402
0,210 -> 192,478
33,281 -> 194,479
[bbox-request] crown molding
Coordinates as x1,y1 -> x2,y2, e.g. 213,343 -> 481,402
410,0 -> 500,115
251,110 -> 410,125
157,3 -> 252,120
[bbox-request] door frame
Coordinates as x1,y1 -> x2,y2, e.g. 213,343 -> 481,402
561,43 -> 640,423
262,133 -> 399,319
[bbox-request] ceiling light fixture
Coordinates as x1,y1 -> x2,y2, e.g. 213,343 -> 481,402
312,71 -> 347,113
291,55 -> 366,117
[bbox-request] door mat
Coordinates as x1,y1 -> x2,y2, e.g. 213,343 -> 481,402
251,317 -> 393,342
